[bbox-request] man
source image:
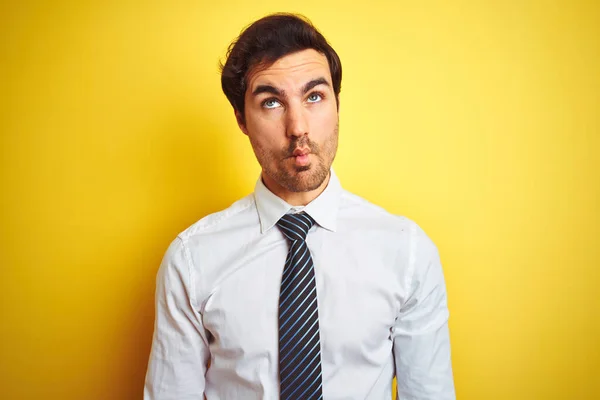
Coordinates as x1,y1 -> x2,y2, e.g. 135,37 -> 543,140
144,13 -> 455,400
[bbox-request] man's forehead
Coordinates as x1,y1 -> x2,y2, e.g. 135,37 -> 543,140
247,50 -> 331,90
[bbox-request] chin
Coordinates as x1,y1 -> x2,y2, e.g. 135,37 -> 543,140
262,159 -> 330,193
285,166 -> 328,192
294,165 -> 312,173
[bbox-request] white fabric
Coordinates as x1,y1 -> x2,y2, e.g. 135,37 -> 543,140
144,168 -> 456,399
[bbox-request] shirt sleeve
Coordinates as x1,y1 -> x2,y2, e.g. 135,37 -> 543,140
392,223 -> 456,400
144,237 -> 210,400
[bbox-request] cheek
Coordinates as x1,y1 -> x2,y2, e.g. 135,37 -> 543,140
246,117 -> 285,156
247,110 -> 285,137
312,104 -> 338,133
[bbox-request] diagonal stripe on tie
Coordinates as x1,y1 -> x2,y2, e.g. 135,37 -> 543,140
276,212 -> 323,400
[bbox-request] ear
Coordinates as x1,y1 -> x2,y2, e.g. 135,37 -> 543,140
235,110 -> 249,136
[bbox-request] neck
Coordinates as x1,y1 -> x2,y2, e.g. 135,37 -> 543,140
262,171 -> 331,207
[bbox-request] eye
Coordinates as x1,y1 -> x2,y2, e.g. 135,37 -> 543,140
262,98 -> 281,109
307,92 -> 323,103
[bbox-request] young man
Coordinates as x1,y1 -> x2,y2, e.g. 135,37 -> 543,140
144,13 -> 456,400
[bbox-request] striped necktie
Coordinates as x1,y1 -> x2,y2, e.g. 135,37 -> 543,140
276,212 -> 323,400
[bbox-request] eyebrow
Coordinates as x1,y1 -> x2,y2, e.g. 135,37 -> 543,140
251,77 -> 330,98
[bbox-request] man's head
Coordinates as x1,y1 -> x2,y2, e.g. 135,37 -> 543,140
220,13 -> 342,196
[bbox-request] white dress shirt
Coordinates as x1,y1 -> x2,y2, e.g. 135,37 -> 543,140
144,169 -> 455,399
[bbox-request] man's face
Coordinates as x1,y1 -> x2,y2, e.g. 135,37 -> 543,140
236,49 -> 339,193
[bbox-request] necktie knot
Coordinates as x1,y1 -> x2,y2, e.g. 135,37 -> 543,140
276,212 -> 315,242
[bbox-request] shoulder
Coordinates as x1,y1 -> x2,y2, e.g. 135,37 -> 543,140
339,188 -> 438,252
339,189 -> 415,230
176,193 -> 256,242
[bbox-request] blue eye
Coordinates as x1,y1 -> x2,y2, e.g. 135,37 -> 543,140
263,99 -> 281,109
307,93 -> 322,103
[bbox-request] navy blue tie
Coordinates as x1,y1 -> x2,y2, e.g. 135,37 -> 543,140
276,212 -> 323,399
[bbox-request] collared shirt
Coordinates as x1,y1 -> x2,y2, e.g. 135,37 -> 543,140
144,169 -> 456,399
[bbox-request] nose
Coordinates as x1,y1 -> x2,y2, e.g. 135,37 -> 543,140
285,101 -> 309,138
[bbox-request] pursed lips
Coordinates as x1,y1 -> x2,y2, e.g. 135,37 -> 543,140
292,148 -> 310,157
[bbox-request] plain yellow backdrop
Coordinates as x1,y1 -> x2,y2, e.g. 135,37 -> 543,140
1,1 -> 599,399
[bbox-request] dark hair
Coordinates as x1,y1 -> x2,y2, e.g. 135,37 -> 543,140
220,13 -> 342,123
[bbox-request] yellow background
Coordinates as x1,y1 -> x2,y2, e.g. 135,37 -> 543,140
1,1 -> 599,399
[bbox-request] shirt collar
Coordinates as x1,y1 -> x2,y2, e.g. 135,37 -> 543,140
254,168 -> 342,234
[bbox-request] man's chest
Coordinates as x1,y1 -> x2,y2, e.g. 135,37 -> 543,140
199,232 -> 404,363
